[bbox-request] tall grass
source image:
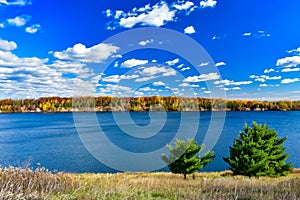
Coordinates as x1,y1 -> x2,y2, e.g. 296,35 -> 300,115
64,171 -> 300,200
0,167 -> 299,199
0,166 -> 78,199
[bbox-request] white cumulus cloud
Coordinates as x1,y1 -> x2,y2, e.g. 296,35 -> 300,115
139,66 -> 177,78
281,78 -> 299,84
232,87 -> 241,90
106,1 -> 215,29
53,43 -> 119,63
214,79 -> 252,86
0,50 -> 48,67
166,58 -> 179,66
199,62 -> 209,67
184,26 -> 196,34
0,0 -> 30,6
281,68 -> 300,73
102,74 -> 139,83
173,1 -> 194,10
286,47 -> 300,54
203,90 -> 211,94
0,39 -> 17,51
179,83 -> 199,87
264,68 -> 275,73
177,64 -> 184,69
121,58 -> 149,68
7,16 -> 28,26
200,0 -> 217,8
119,2 -> 176,28
180,67 -> 190,71
259,84 -> 268,87
105,84 -> 132,92
105,9 -> 112,17
114,10 -> 124,19
25,24 -> 41,34
135,76 -> 157,82
49,60 -> 87,75
243,32 -> 252,36
139,87 -> 153,92
153,81 -> 166,86
276,55 -> 300,68
0,51 -> 98,99
183,72 -> 220,82
215,61 -> 226,67
250,75 -> 282,82
138,39 -> 154,46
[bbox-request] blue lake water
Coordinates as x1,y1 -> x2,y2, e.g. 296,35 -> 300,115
0,111 -> 299,173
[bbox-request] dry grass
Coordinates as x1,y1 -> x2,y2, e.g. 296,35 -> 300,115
1,167 -> 300,199
62,171 -> 300,200
0,166 -> 78,199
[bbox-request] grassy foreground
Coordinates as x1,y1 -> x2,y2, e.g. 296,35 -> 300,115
1,167 -> 300,200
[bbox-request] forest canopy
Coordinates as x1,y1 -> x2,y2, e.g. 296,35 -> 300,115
0,96 -> 299,113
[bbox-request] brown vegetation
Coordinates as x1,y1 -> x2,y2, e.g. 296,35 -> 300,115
1,166 -> 300,199
0,166 -> 77,199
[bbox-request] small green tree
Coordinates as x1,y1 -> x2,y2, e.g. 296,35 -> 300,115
161,138 -> 215,179
224,122 -> 293,177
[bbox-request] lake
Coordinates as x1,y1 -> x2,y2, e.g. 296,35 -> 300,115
0,111 -> 299,173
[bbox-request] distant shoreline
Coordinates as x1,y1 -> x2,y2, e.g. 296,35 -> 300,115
0,96 -> 299,113
0,109 -> 299,113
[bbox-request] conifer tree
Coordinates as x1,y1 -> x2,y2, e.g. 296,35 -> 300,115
162,138 -> 214,179
224,122 -> 293,177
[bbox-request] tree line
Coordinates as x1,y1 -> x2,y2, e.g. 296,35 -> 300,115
0,96 -> 300,112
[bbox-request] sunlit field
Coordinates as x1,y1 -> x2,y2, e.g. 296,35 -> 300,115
1,166 -> 300,200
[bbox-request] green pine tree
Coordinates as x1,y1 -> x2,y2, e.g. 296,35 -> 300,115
162,138 -> 214,179
224,122 -> 293,177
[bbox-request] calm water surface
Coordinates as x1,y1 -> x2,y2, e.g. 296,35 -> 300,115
0,111 -> 299,173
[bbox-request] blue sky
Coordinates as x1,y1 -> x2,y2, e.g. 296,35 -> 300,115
0,0 -> 300,100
